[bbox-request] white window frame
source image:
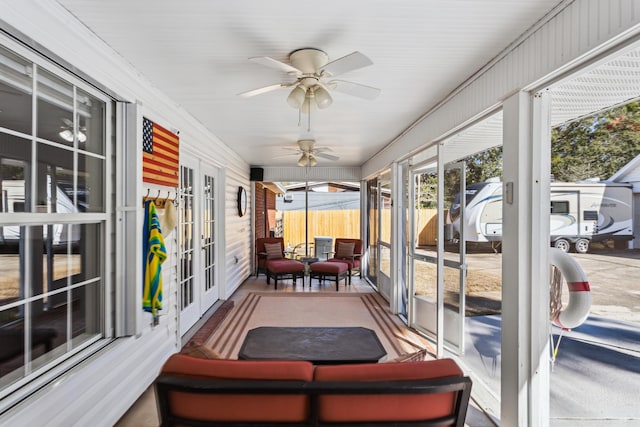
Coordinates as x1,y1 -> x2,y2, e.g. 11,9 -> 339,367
0,33 -> 115,406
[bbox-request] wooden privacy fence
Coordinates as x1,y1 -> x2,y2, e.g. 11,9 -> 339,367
416,208 -> 438,246
281,208 -> 441,248
282,210 -> 360,249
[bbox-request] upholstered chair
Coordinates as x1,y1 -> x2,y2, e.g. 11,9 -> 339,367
255,237 -> 305,289
326,238 -> 363,284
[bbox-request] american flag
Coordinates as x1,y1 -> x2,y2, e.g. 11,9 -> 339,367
142,117 -> 179,187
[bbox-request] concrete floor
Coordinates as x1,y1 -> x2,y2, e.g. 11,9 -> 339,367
460,314 -> 640,426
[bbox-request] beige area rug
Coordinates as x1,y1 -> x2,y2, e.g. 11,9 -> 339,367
206,292 -> 435,361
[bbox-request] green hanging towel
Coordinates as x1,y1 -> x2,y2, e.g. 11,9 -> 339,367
143,200 -> 167,322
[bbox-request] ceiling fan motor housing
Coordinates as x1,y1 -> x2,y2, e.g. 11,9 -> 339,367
289,48 -> 329,74
298,139 -> 315,152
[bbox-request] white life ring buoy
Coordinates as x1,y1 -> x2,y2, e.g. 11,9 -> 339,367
549,247 -> 591,329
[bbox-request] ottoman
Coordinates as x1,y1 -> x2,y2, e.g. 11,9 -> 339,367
266,259 -> 305,289
309,261 -> 349,291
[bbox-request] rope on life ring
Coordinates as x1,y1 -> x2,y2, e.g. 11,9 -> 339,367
549,247 -> 591,330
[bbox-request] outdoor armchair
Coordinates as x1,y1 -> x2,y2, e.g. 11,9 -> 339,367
255,237 -> 285,277
326,238 -> 363,284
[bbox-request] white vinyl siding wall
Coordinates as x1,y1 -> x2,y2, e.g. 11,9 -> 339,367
0,3 -> 251,426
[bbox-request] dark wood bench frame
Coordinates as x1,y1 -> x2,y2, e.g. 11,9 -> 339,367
155,375 -> 472,427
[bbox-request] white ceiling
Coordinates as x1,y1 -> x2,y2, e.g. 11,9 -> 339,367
56,0 -> 567,167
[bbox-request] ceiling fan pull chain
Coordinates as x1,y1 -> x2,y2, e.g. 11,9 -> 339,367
307,109 -> 311,132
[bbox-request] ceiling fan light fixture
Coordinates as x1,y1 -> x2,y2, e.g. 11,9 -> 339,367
287,85 -> 306,109
297,153 -> 308,167
59,129 -> 87,143
59,129 -> 74,142
314,86 -> 332,109
308,155 -> 318,167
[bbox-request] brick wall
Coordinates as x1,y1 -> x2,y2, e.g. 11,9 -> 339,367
255,183 -> 266,239
266,188 -> 276,236
254,183 -> 278,239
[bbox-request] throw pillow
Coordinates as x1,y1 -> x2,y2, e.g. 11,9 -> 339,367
181,341 -> 222,359
335,241 -> 355,259
387,348 -> 427,363
264,242 -> 283,259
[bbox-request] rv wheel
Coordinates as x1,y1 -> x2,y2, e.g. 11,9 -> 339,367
574,239 -> 589,254
553,239 -> 570,253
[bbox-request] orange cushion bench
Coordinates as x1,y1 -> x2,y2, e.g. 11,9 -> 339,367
155,354 -> 472,426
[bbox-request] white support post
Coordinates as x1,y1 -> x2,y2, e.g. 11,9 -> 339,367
390,162 -> 400,314
436,142 -> 445,358
501,90 -> 549,426
529,90 -> 552,425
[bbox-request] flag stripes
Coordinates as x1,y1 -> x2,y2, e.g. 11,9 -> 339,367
142,117 -> 179,187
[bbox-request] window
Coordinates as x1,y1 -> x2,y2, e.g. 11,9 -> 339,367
583,210 -> 598,221
0,43 -> 112,396
550,200 -> 569,214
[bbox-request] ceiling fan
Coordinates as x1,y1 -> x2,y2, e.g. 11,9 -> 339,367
59,118 -> 87,143
280,139 -> 339,167
238,48 -> 380,112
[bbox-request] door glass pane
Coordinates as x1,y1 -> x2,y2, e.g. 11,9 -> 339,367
379,172 -> 392,281
400,161 -> 409,318
180,166 -> 195,311
203,174 -> 215,292
367,178 -> 378,285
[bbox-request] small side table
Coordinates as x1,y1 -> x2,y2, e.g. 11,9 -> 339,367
299,256 -> 319,285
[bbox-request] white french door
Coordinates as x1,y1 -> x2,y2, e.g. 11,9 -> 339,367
179,157 -> 220,335
200,163 -> 219,309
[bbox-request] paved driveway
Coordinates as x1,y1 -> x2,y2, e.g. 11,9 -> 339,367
570,249 -> 640,323
463,246 -> 640,323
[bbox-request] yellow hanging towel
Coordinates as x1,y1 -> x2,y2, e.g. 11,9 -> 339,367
143,200 -> 167,322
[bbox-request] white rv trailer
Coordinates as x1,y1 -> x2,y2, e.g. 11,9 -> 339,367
450,178 -> 634,253
0,179 -> 79,246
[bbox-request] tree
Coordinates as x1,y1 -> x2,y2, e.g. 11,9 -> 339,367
551,100 -> 640,182
464,146 -> 503,184
416,100 -> 640,206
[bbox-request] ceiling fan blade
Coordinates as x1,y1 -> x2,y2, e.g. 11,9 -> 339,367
313,147 -> 333,153
315,152 -> 339,161
272,153 -> 299,159
329,79 -> 381,100
321,51 -> 373,77
237,83 -> 290,98
249,56 -> 301,75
